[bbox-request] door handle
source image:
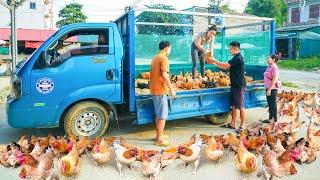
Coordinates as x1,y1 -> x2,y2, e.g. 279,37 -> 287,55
106,69 -> 114,80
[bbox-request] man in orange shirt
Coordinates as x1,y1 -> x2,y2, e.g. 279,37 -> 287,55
150,41 -> 176,146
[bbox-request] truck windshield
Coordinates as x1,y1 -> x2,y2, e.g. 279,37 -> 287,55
42,29 -> 110,67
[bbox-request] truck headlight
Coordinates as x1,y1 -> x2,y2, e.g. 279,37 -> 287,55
10,74 -> 22,99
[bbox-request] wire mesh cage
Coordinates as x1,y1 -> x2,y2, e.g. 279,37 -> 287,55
134,9 -> 274,66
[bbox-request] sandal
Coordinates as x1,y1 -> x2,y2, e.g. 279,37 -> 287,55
221,123 -> 236,129
236,126 -> 246,134
260,119 -> 271,123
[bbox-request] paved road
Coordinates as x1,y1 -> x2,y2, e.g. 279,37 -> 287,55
279,69 -> 320,92
0,104 -> 320,180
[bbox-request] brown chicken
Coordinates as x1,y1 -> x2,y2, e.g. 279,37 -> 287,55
112,142 -> 139,176
307,117 -> 320,151
59,143 -> 81,177
226,133 -> 240,152
200,134 -> 224,162
304,93 -> 315,107
235,139 -> 258,174
243,135 -> 266,154
140,72 -> 150,79
50,136 -> 69,157
19,148 -> 56,180
18,135 -> 33,153
92,137 -> 115,165
262,145 -> 300,178
177,140 -> 203,174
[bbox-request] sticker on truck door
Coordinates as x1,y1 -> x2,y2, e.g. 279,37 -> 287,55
36,77 -> 54,94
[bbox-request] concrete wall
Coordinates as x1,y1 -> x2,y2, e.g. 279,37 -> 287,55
0,0 -> 45,29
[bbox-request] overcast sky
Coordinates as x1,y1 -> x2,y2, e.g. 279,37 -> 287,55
53,0 -> 249,23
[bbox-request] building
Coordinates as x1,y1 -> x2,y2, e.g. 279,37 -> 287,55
276,0 -> 320,59
0,0 -> 54,29
0,28 -> 55,58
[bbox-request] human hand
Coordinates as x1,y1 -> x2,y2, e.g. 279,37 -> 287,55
266,89 -> 271,96
170,89 -> 176,99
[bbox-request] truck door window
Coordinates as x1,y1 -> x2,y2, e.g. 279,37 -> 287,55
41,29 -> 110,68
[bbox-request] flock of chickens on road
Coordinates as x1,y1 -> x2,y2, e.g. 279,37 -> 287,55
0,91 -> 320,180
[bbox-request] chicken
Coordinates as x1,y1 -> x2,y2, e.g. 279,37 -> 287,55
119,137 -> 158,162
307,116 -> 320,151
76,136 -> 89,155
19,148 -> 57,180
177,140 -> 203,174
304,93 -> 315,107
294,138 -> 317,164
49,136 -> 69,157
112,142 -> 139,176
200,134 -> 224,162
92,137 -> 115,165
18,135 -> 33,153
235,139 -> 257,174
140,72 -> 150,79
30,140 -> 47,161
141,150 -> 161,178
244,135 -> 266,154
0,142 -> 23,167
261,145 -> 300,178
226,133 -> 240,152
59,143 -> 81,177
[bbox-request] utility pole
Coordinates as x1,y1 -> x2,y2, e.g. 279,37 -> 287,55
0,0 -> 26,73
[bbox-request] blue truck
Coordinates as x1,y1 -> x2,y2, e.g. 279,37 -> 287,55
6,10 -> 275,138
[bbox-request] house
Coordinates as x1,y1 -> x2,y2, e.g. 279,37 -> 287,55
0,0 -> 54,29
276,0 -> 320,59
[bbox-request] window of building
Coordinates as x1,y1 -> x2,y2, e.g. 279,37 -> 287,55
30,2 -> 36,10
309,4 -> 320,19
291,8 -> 300,23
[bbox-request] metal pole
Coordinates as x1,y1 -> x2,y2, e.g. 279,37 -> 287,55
270,20 -> 276,54
11,6 -> 18,72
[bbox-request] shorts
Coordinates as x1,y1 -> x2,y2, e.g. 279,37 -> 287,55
230,87 -> 245,110
152,95 -> 168,120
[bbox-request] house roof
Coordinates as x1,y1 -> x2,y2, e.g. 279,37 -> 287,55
277,21 -> 320,32
0,28 -> 56,42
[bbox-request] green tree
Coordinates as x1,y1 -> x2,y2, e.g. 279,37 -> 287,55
56,3 -> 87,28
136,4 -> 192,35
208,0 -> 233,12
245,0 -> 287,27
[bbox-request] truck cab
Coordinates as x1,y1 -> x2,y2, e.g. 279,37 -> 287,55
7,23 -> 124,138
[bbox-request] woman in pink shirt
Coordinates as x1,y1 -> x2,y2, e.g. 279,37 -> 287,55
263,54 -> 280,123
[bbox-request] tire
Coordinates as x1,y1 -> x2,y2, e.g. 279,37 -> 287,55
205,112 -> 230,125
64,101 -> 109,139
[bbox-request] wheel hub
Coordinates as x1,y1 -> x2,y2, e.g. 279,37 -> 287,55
75,112 -> 102,136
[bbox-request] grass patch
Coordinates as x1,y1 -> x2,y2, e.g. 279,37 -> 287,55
278,56 -> 320,71
282,81 -> 299,88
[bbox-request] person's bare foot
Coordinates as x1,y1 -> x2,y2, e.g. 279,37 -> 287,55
154,139 -> 170,146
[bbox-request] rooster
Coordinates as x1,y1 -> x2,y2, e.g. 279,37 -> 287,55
235,139 -> 258,174
92,137 -> 115,165
177,140 -> 203,174
59,143 -> 81,177
49,135 -> 69,157
19,147 -> 57,180
200,134 -> 224,162
112,142 -> 139,176
261,145 -> 300,179
141,150 -> 161,179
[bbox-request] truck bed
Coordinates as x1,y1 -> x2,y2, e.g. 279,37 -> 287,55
135,83 -> 266,125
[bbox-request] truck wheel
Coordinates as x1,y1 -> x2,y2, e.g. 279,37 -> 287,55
205,112 -> 230,125
64,101 -> 109,139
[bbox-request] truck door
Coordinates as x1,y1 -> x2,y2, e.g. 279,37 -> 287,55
30,27 -> 117,126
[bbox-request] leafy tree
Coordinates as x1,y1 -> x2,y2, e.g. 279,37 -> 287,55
208,0 -> 224,7
56,3 -> 87,28
136,4 -> 192,35
245,0 -> 287,27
